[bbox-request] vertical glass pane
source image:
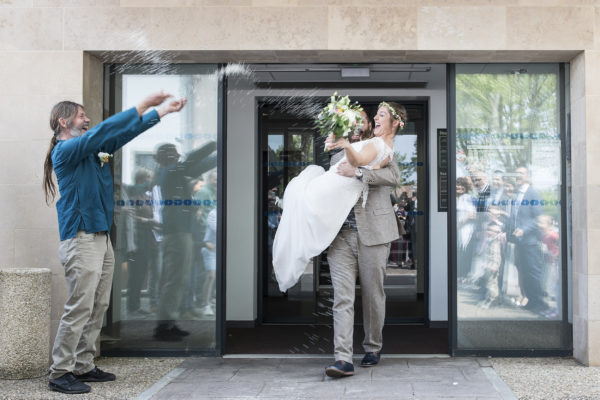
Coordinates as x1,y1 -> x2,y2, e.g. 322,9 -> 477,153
284,130 -> 315,299
386,106 -> 426,321
265,131 -> 284,299
455,64 -> 566,349
260,101 -> 318,323
106,65 -> 219,352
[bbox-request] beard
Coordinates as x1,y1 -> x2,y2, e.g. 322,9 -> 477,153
69,127 -> 83,137
68,122 -> 88,137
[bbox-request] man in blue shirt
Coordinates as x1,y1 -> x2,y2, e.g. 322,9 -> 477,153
43,91 -> 186,394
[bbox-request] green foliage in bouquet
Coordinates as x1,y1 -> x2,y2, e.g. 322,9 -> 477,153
315,93 -> 363,139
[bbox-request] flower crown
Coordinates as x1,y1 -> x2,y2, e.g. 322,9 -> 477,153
379,101 -> 405,130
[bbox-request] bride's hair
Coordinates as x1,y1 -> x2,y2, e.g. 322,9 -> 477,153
385,102 -> 407,134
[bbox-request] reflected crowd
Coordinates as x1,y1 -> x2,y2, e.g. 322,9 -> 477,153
390,188 -> 418,269
118,140 -> 218,341
456,166 -> 561,320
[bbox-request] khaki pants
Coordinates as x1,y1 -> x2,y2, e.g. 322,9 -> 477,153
49,231 -> 114,379
327,228 -> 389,363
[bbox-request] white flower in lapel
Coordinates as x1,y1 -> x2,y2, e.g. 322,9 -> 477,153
98,152 -> 113,167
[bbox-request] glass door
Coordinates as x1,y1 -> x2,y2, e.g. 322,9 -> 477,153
103,64 -> 223,355
450,64 -> 571,353
384,102 -> 428,322
261,103 -> 317,322
259,98 -> 428,325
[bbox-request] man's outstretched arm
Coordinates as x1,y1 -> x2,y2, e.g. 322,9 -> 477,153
53,92 -> 186,168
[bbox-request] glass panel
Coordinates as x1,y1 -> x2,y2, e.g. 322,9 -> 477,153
105,65 -> 220,352
283,130 -> 315,301
265,132 -> 284,298
386,104 -> 426,321
260,105 -> 318,322
260,100 -> 427,324
455,64 -> 566,349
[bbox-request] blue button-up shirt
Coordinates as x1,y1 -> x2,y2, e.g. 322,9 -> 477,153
52,107 -> 160,241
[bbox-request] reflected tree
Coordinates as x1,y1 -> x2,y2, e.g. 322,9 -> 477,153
456,73 -> 558,173
395,151 -> 416,187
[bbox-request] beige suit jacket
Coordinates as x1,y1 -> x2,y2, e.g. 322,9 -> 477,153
354,161 -> 401,246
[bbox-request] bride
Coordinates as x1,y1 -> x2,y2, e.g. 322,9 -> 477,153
272,102 -> 405,292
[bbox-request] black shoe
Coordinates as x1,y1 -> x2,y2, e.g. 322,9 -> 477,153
170,324 -> 190,337
360,352 -> 381,367
75,367 -> 116,382
325,360 -> 354,378
153,324 -> 183,341
48,372 -> 91,394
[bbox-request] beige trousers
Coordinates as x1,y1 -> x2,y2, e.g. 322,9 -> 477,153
327,228 -> 390,363
49,231 -> 114,379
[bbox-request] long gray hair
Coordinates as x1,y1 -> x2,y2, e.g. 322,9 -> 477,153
43,101 -> 82,204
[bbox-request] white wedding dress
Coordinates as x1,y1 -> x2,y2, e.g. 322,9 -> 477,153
272,136 -> 394,292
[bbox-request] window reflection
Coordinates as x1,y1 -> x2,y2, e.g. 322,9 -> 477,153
457,168 -> 561,318
152,141 -> 216,341
106,69 -> 219,352
455,66 -> 565,350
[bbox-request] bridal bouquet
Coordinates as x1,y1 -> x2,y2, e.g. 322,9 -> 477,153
315,93 -> 363,145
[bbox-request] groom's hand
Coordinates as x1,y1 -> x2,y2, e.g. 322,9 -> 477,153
337,161 -> 356,178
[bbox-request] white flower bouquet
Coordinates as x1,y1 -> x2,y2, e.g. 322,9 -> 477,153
315,93 -> 363,149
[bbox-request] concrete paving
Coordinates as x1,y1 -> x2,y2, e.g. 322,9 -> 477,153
136,356 -> 516,400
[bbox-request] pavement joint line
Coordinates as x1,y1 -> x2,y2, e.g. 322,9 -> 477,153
222,354 -> 451,359
134,367 -> 186,400
256,381 -> 267,396
481,366 -> 518,400
227,369 -> 240,382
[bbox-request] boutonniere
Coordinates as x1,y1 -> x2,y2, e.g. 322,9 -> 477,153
98,152 -> 113,167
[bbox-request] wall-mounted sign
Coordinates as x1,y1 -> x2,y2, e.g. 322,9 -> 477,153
438,128 -> 448,212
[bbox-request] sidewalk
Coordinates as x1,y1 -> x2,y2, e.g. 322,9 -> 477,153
136,356 -> 515,400
1,356 -> 598,399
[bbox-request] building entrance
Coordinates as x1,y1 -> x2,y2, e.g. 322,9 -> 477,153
226,94 -> 447,354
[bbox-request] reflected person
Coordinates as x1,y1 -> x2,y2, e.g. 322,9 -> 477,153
471,169 -> 491,212
200,207 -> 218,317
538,214 -> 560,318
152,141 -> 217,341
456,177 -> 476,280
468,169 -> 491,282
476,206 -> 508,309
125,168 -> 156,317
187,169 -> 218,317
490,170 -> 505,206
498,177 -> 526,306
509,167 -> 546,312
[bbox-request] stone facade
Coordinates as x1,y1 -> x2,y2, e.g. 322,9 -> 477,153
0,0 -> 598,364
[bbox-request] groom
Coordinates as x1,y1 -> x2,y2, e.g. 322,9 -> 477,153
324,112 -> 401,378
